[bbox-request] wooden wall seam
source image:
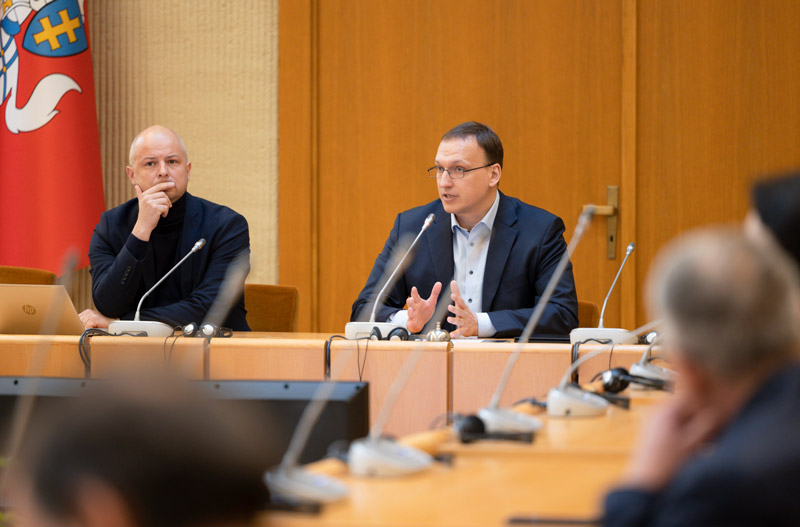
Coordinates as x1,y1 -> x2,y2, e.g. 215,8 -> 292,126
310,0 -> 321,332
620,0 -> 638,329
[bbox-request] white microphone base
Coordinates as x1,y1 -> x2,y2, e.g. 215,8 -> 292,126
477,407 -> 543,434
108,320 -> 174,337
569,327 -> 637,345
344,321 -> 401,340
547,385 -> 609,417
265,467 -> 348,504
630,362 -> 678,385
347,437 -> 433,477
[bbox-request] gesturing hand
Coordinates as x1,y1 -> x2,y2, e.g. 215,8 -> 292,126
132,182 -> 175,241
406,281 -> 442,334
448,280 -> 479,338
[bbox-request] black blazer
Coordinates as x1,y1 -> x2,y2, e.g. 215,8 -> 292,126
351,192 -> 578,337
88,193 -> 250,330
604,363 -> 800,527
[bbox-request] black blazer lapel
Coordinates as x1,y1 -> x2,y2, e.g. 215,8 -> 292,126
482,193 -> 518,310
180,193 -> 202,297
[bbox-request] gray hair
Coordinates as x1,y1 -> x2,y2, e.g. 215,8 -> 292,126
647,227 -> 800,378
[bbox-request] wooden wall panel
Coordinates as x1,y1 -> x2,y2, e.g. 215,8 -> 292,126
282,0 -> 626,333
281,0 -> 800,334
66,0 -> 280,313
636,0 -> 800,323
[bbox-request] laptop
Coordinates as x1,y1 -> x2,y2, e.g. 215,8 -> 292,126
0,284 -> 84,335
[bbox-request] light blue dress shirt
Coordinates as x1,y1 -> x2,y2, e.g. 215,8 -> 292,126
390,191 -> 500,337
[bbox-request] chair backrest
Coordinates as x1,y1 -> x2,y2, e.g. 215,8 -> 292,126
243,284 -> 300,332
577,300 -> 600,328
0,265 -> 57,285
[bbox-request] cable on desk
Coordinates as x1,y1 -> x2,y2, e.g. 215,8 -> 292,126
324,335 -> 346,379
570,338 -> 613,383
77,328 -> 113,377
163,331 -> 183,365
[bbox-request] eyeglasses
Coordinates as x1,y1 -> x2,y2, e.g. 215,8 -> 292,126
427,163 -> 493,179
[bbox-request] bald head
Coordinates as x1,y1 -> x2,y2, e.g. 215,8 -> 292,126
129,125 -> 188,166
125,125 -> 192,203
648,228 -> 800,379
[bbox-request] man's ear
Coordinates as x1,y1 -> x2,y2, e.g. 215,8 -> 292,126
125,166 -> 135,185
72,479 -> 137,527
186,161 -> 192,180
489,164 -> 501,187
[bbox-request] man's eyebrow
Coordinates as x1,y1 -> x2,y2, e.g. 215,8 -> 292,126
434,158 -> 469,165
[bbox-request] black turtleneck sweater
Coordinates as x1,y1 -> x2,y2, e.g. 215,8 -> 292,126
124,194 -> 186,310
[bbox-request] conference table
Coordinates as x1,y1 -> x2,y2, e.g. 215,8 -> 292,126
259,399 -> 663,527
0,332 -> 668,525
0,333 -> 656,437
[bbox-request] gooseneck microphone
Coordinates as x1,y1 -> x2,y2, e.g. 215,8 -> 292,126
599,242 -> 634,328
569,241 -> 637,344
108,238 -> 207,337
476,207 -> 596,434
345,214 -> 435,339
629,332 -> 679,384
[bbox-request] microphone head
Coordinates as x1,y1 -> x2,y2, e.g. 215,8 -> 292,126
626,242 -> 635,254
422,213 -> 435,230
193,238 -> 207,251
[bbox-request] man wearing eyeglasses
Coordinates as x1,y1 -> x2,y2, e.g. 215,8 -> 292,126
351,121 -> 578,338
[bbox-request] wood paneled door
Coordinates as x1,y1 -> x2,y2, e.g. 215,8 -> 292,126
280,0 -> 800,333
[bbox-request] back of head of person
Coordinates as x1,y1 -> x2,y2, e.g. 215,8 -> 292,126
606,230 -> 800,527
648,227 -> 800,403
747,171 -> 800,270
13,381 -> 270,527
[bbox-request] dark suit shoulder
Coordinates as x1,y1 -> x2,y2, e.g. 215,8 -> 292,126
185,194 -> 247,224
394,199 -> 446,232
100,197 -> 139,226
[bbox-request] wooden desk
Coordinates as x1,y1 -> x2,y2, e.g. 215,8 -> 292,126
451,341 -> 654,414
450,341 -> 571,414
263,452 -> 623,527
89,336 -> 207,378
263,397 -> 661,527
441,403 -> 657,457
0,335 -> 85,377
328,339 -> 451,438
208,333 -> 328,380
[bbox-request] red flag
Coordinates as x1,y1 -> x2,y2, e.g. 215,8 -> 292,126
0,0 -> 104,274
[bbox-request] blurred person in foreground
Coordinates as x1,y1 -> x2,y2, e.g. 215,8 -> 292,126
745,171 -> 800,269
10,382 -> 270,527
604,228 -> 800,527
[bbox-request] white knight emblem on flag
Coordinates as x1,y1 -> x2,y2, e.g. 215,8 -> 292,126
1,0 -> 86,134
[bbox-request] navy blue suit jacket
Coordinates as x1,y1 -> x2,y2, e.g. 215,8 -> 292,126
88,193 -> 250,330
351,192 -> 578,337
604,363 -> 800,527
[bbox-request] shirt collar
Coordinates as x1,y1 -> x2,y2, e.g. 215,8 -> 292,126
451,190 -> 500,233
